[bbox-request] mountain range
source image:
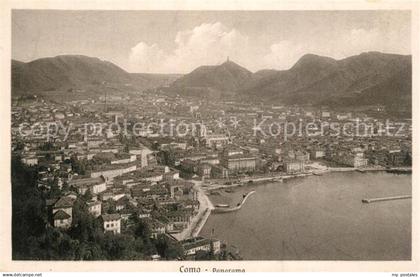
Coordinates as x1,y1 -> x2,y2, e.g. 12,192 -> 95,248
169,52 -> 411,110
12,55 -> 180,93
12,52 -> 411,110
169,60 -> 252,98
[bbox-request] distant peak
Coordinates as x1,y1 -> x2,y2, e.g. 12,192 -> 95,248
221,59 -> 240,67
292,53 -> 337,69
301,53 -> 321,59
222,59 -> 233,65
28,54 -> 104,65
299,53 -> 336,62
358,51 -> 404,57
220,59 -> 252,74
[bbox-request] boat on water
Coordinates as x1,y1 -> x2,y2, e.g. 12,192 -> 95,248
313,172 -> 323,176
215,204 -> 230,208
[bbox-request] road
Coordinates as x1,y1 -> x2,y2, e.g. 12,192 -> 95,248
171,179 -> 214,241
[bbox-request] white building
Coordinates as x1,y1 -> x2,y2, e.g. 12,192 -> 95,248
129,146 -> 153,168
87,200 -> 102,218
69,176 -> 107,195
101,214 -> 121,234
205,134 -> 229,149
181,237 -> 221,256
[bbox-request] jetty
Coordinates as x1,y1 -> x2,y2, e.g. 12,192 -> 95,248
385,167 -> 412,174
213,191 -> 256,213
241,175 -> 284,183
362,195 -> 411,203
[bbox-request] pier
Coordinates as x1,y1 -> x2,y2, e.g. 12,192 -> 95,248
362,195 -> 411,203
385,167 -> 412,174
213,191 -> 256,213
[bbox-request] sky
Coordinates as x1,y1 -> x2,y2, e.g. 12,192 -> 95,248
12,10 -> 411,73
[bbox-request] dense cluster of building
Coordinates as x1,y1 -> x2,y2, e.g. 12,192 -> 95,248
11,92 -> 412,259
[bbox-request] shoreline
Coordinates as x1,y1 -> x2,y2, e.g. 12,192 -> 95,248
180,166 -> 412,240
191,181 -> 215,237
200,171 -> 411,260
206,166 -> 412,190
172,179 -> 214,241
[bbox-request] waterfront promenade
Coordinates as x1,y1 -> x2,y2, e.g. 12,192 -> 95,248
199,171 -> 412,260
172,179 -> 214,240
175,165 -> 412,241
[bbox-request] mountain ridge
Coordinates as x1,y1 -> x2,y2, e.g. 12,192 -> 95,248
239,52 -> 411,110
169,59 -> 252,97
12,55 -> 181,93
12,52 -> 411,111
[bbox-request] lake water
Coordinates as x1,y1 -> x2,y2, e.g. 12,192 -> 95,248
200,172 -> 411,260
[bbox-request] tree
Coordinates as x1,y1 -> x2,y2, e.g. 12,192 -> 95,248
195,250 -> 211,260
12,156 -> 47,259
160,149 -> 176,166
123,143 -> 129,153
154,235 -> 183,260
11,155 -> 186,261
48,178 -> 62,199
61,181 -> 70,193
70,155 -> 86,175
57,233 -> 80,260
76,242 -> 104,260
105,199 -> 116,214
14,140 -> 25,151
404,151 -> 412,166
69,199 -> 103,243
101,233 -> 141,260
133,219 -> 151,239
82,189 -> 93,201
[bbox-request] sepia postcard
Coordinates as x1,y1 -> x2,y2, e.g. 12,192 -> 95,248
0,0 -> 419,274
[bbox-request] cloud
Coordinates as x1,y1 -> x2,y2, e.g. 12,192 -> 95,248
261,27 -> 410,70
341,27 -> 410,57
347,28 -> 382,53
128,24 -> 410,73
129,22 -> 251,73
262,41 -> 307,70
129,42 -> 166,73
